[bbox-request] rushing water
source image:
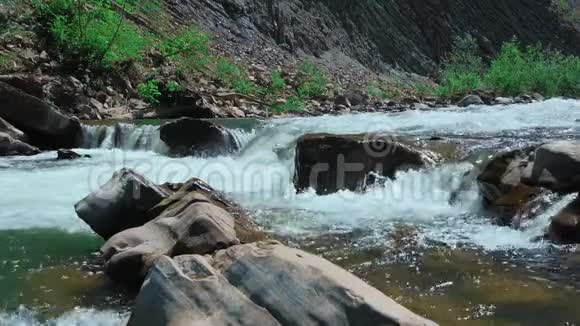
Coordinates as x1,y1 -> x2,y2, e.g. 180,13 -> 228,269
1,98 -> 580,325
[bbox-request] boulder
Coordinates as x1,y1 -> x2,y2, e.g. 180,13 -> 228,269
524,141 -> 580,193
128,241 -> 437,326
0,81 -> 83,148
0,116 -> 27,142
0,132 -> 40,156
102,201 -> 240,284
294,133 -> 438,195
74,169 -> 170,240
101,177 -> 265,283
57,149 -> 91,160
476,148 -> 542,224
548,195 -> 580,244
457,94 -> 484,107
160,118 -> 240,157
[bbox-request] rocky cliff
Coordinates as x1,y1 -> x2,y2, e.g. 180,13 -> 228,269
167,0 -> 580,75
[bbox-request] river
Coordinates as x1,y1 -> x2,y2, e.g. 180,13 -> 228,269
1,98 -> 580,325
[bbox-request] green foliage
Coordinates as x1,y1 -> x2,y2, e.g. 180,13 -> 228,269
269,70 -> 286,94
159,26 -> 211,70
485,41 -> 580,97
216,58 -> 256,95
367,84 -> 387,99
297,60 -> 328,98
32,0 -> 152,69
137,79 -> 161,105
166,80 -> 182,93
437,35 -> 483,97
274,95 -> 305,112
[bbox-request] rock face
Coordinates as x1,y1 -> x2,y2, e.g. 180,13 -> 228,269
168,0 -> 580,75
0,82 -> 83,149
129,241 -> 437,326
294,133 -> 437,195
476,148 -> 541,225
549,195 -> 580,244
74,169 -> 169,240
0,132 -> 40,156
524,141 -> 580,193
0,117 -> 27,142
159,118 -> 240,157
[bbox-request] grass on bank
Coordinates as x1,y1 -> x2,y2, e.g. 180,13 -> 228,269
437,36 -> 580,98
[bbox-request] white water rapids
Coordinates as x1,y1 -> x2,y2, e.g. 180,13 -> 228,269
0,98 -> 579,325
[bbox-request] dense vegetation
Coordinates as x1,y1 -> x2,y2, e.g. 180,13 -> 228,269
437,35 -> 580,98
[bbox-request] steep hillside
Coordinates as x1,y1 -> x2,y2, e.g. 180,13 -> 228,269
167,0 -> 580,75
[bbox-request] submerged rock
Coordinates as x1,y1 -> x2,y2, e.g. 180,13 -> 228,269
57,149 -> 91,160
128,241 -> 437,326
0,81 -> 83,149
159,118 -> 239,157
74,169 -> 170,240
549,195 -> 580,244
294,133 -> 438,195
0,131 -> 40,156
524,141 -> 580,193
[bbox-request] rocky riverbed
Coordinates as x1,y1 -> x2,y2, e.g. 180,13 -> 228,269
1,98 -> 580,325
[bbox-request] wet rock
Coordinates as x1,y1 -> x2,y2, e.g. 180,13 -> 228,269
57,149 -> 91,160
0,131 -> 40,156
494,97 -> 513,105
523,141 -> 580,193
531,93 -> 545,101
128,241 -> 437,326
160,118 -> 240,157
548,195 -> 580,244
294,133 -> 438,195
334,95 -> 351,107
477,148 -> 542,224
457,94 -> 484,107
0,116 -> 27,142
74,169 -> 170,240
0,81 -> 83,148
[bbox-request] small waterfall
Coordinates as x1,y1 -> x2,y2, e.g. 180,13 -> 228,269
82,123 -> 256,153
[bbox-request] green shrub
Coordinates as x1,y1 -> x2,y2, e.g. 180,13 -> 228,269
437,35 -> 483,97
269,70 -> 286,94
367,84 -> 387,99
484,41 -> 580,97
216,58 -> 256,95
166,80 -> 182,93
33,0 -> 151,69
159,26 -> 211,70
137,79 -> 161,105
274,95 -> 305,112
297,60 -> 328,98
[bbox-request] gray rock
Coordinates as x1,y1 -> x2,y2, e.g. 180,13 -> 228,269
57,149 -> 90,160
0,132 -> 40,156
525,141 -> 580,193
160,118 -> 240,157
74,169 -> 169,240
129,241 -> 437,326
102,201 -> 240,283
0,81 -> 83,148
457,95 -> 484,107
549,194 -> 580,244
294,133 -> 438,195
334,95 -> 352,107
494,97 -> 514,105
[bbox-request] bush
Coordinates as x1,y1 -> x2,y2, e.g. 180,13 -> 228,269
297,60 -> 328,98
274,95 -> 305,112
269,70 -> 286,94
137,79 -> 161,105
216,58 -> 256,95
33,0 -> 152,69
485,41 -> 580,97
437,35 -> 483,97
166,80 -> 182,93
159,26 -> 211,70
